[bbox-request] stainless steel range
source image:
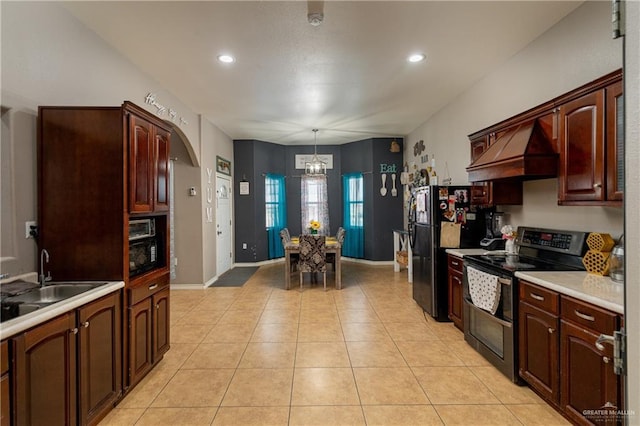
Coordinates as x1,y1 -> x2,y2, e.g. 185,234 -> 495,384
462,226 -> 588,383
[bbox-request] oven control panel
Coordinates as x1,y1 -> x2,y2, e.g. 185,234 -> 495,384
517,227 -> 587,255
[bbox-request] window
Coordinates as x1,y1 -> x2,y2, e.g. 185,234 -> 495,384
342,173 -> 364,258
301,174 -> 329,234
265,174 -> 286,258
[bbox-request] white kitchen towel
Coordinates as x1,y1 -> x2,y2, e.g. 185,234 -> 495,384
467,266 -> 501,315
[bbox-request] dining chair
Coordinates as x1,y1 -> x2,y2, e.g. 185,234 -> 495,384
327,227 -> 345,271
298,234 -> 327,290
280,228 -> 298,272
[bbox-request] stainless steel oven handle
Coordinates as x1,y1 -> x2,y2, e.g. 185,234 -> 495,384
574,310 -> 595,322
498,277 -> 511,286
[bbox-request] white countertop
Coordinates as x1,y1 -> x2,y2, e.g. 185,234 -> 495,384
1,281 -> 124,340
515,271 -> 624,314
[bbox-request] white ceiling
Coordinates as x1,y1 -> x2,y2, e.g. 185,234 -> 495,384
63,1 -> 582,145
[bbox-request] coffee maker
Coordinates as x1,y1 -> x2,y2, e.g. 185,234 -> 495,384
480,211 -> 506,251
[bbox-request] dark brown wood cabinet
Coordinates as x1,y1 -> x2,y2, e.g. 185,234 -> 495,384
560,296 -> 622,426
1,340 -> 10,426
128,113 -> 171,213
519,281 -> 560,404
519,280 -> 624,425
38,102 -> 172,402
128,272 -> 170,388
557,75 -> 623,206
78,292 -> 122,426
10,293 -> 121,426
12,312 -> 77,425
469,135 -> 523,206
447,254 -> 464,331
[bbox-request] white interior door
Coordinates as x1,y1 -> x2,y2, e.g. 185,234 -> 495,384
216,175 -> 233,275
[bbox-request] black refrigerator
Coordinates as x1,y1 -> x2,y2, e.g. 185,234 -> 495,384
409,185 -> 483,321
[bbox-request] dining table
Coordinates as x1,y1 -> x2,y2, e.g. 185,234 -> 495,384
284,236 -> 342,290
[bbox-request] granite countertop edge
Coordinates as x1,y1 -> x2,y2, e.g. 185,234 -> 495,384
1,281 -> 125,340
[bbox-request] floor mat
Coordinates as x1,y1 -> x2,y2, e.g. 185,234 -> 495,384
211,267 -> 259,287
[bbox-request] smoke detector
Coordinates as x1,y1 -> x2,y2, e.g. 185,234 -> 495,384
308,12 -> 324,26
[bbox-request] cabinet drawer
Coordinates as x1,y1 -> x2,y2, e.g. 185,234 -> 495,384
448,255 -> 463,272
519,281 -> 559,315
129,274 -> 169,306
561,296 -> 618,334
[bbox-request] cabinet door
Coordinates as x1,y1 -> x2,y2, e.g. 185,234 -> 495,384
128,297 -> 153,387
448,268 -> 463,331
129,114 -> 155,213
153,287 -> 171,360
606,81 -> 624,201
154,127 -> 171,212
0,341 -> 8,426
519,302 -> 559,404
78,292 -> 122,426
560,320 -> 621,425
12,312 -> 77,426
558,90 -> 605,203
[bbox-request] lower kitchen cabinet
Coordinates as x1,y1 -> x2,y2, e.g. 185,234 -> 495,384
560,296 -> 621,426
1,340 -> 11,426
447,254 -> 464,331
10,291 -> 121,426
519,280 -> 623,425
127,274 -> 170,388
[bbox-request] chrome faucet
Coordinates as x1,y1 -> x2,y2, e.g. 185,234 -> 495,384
39,249 -> 52,287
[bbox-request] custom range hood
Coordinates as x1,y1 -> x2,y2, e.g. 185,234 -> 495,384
466,119 -> 558,182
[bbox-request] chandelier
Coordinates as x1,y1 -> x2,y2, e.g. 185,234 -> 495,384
305,129 -> 326,175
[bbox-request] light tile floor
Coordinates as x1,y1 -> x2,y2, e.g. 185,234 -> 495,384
100,262 -> 570,425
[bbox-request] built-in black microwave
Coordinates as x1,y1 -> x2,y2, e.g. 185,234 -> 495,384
129,237 -> 158,277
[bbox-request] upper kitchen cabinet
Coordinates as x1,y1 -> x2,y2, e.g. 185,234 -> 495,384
557,71 -> 623,206
38,102 -> 171,281
127,103 -> 171,214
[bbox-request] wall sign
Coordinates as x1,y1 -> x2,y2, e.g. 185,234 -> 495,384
144,93 -> 189,126
295,154 -> 334,169
239,181 -> 250,195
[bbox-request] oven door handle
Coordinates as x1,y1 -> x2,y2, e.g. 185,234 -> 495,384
464,299 -> 513,328
497,277 -> 511,286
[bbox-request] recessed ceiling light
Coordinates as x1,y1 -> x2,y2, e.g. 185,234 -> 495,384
217,54 -> 235,64
407,53 -> 426,63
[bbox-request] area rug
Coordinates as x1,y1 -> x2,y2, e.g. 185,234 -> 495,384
211,267 -> 259,287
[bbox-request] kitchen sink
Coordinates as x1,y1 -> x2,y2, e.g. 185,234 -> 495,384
3,283 -> 103,305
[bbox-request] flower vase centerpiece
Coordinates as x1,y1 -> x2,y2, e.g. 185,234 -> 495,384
501,225 -> 518,255
309,220 -> 321,235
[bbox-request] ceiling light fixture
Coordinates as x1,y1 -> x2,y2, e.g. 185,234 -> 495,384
407,53 -> 426,63
217,54 -> 235,63
305,129 -> 326,175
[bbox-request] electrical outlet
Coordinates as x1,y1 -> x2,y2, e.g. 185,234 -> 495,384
174,257 -> 178,266
242,243 -> 247,250
25,221 -> 37,239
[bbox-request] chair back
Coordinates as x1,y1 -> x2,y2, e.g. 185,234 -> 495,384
279,228 -> 292,244
298,235 -> 327,273
336,227 -> 346,244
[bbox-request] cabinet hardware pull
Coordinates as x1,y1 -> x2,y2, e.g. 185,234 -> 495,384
156,304 -> 160,309
452,261 -> 459,266
593,183 -> 602,188
70,327 -> 78,335
548,328 -> 555,334
453,276 -> 461,284
149,283 -> 158,290
530,293 -> 544,301
575,310 -> 595,322
82,321 -> 89,328
603,356 -> 610,364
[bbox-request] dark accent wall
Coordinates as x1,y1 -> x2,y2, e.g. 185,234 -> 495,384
233,138 -> 404,263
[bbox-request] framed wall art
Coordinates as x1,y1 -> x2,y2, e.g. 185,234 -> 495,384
216,156 -> 231,175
